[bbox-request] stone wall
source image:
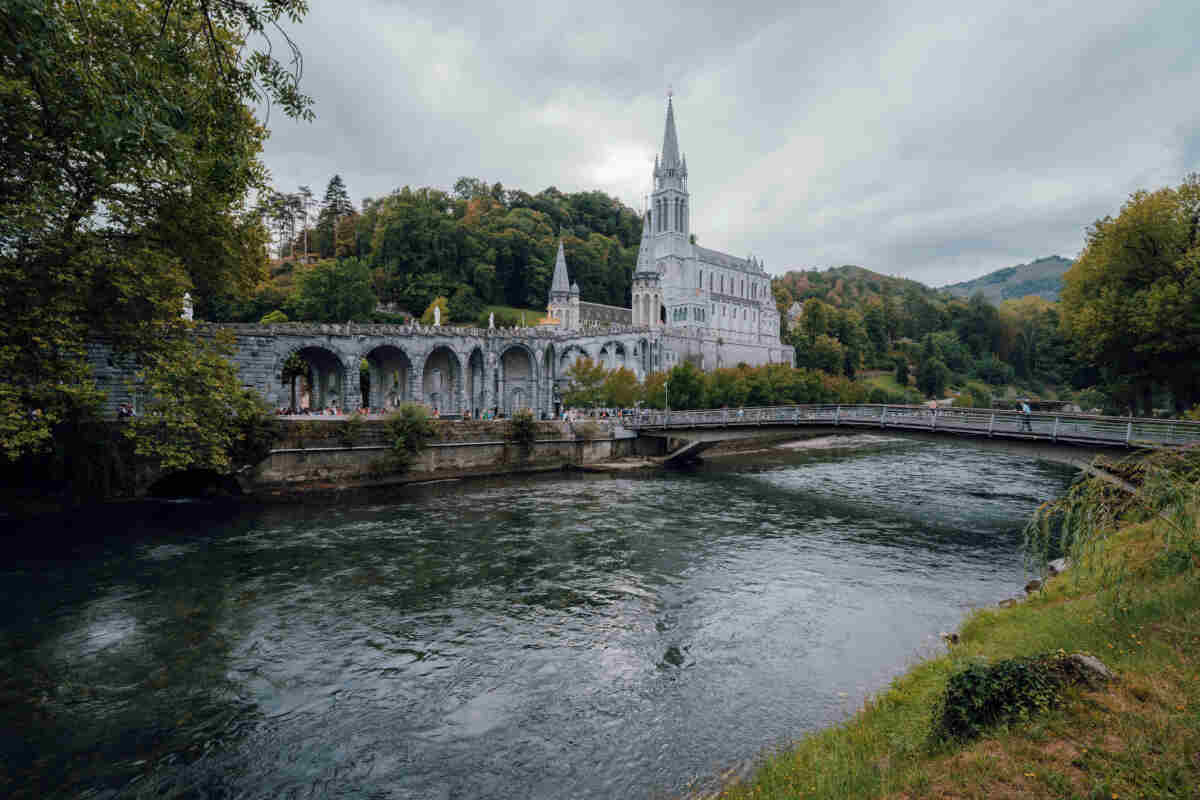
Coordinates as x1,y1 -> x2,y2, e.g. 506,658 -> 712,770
248,418 -> 638,490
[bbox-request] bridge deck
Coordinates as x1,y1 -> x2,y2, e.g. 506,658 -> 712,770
628,404 -> 1200,450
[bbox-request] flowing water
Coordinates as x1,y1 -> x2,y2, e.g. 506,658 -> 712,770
0,436 -> 1075,799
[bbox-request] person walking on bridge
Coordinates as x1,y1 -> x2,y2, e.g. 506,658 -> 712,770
1020,400 -> 1033,432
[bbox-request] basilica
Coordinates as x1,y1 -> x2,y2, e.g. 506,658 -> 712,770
547,97 -> 785,370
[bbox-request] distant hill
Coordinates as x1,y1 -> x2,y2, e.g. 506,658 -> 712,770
773,264 -> 937,313
941,256 -> 1073,303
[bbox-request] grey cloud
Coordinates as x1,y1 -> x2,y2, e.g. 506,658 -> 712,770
260,0 -> 1200,287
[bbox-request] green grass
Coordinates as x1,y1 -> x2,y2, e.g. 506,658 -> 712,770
862,371 -> 910,395
715,461 -> 1200,800
483,304 -> 546,327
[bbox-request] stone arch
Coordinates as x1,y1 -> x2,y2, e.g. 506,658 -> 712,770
276,344 -> 347,412
360,344 -> 414,411
498,343 -> 537,416
422,345 -> 464,415
599,341 -> 627,371
559,344 -> 589,373
466,346 -> 486,418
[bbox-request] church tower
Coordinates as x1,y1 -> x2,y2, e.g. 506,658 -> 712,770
547,239 -> 575,329
631,211 -> 662,328
650,95 -> 689,248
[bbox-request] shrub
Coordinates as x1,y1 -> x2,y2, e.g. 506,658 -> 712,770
955,382 -> 993,409
386,404 -> 434,469
260,309 -> 288,324
970,354 -> 1015,386
507,409 -> 537,456
337,411 -> 365,448
931,652 -> 1085,743
868,386 -> 909,405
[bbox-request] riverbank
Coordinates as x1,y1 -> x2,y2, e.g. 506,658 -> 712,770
709,451 -> 1200,799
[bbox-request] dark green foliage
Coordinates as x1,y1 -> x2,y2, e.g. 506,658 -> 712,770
386,404 -> 434,469
894,357 -> 909,387
448,285 -> 484,322
665,361 -> 707,410
916,357 -> 950,398
0,0 -> 312,460
506,409 -> 537,456
932,653 -> 1086,743
231,181 -> 642,321
971,354 -> 1016,386
290,257 -> 376,322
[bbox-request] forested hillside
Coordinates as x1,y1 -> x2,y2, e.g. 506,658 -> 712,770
202,176 -> 643,326
770,264 -> 1087,407
772,264 -> 935,310
942,255 -> 1073,302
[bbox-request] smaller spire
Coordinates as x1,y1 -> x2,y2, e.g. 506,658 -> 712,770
634,210 -> 657,277
570,280 -> 580,296
550,239 -> 570,294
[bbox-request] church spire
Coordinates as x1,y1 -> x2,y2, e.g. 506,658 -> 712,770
660,95 -> 681,170
550,239 -> 570,294
634,210 -> 655,274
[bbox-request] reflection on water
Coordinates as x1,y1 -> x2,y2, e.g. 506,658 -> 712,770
0,436 -> 1074,799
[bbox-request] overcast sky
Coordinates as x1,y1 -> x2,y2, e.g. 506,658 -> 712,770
261,0 -> 1200,286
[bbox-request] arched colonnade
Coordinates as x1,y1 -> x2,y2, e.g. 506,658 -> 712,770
270,335 -> 656,418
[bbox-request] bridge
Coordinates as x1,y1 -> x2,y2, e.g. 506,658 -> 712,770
627,404 -> 1200,468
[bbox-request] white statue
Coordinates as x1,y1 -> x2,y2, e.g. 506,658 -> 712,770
434,305 -> 441,326
488,312 -> 495,329
181,292 -> 194,321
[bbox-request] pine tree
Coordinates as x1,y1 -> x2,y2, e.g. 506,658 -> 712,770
317,175 -> 354,257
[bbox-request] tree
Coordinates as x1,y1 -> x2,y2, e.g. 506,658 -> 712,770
126,332 -> 276,473
602,367 -> 640,408
298,185 -> 315,259
562,357 -> 607,408
665,361 -> 706,410
317,175 -> 354,257
0,0 -> 312,461
894,356 -> 910,387
917,357 -> 950,398
291,258 -> 376,322
1060,175 -> 1200,412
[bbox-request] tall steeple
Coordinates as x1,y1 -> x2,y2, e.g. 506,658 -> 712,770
650,93 -> 689,241
660,95 -> 681,170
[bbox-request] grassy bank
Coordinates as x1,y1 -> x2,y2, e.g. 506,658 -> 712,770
716,452 -> 1200,799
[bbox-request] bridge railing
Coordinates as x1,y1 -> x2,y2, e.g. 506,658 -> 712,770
626,404 -> 1200,448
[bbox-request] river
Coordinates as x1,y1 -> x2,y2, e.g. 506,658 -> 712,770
0,435 -> 1074,799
